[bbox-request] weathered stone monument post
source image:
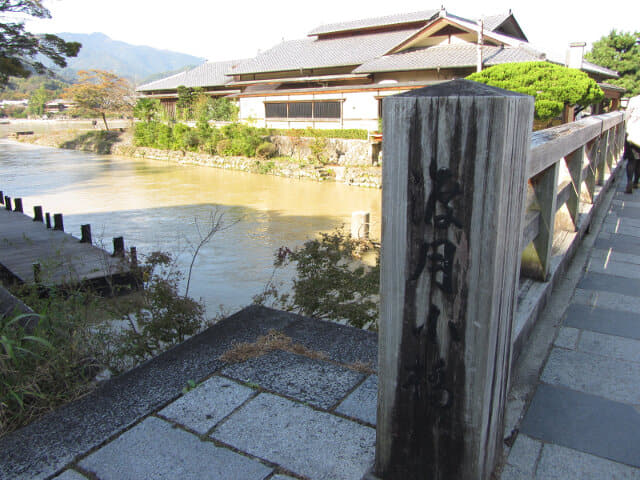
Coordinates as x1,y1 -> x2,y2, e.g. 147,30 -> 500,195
374,80 -> 534,479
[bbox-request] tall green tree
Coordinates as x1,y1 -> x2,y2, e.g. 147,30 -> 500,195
585,30 -> 640,96
210,97 -> 239,121
133,97 -> 161,123
0,1 -> 81,88
64,70 -> 132,130
467,62 -> 604,121
176,85 -> 196,120
27,84 -> 49,115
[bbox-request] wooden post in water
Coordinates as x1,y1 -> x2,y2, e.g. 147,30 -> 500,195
4,196 -> 11,211
14,198 -> 23,213
130,246 -> 138,268
53,213 -> 64,231
0,191 -> 3,205
351,211 -> 370,240
113,237 -> 125,257
33,206 -> 43,223
45,213 -> 51,229
80,224 -> 92,244
373,80 -> 534,480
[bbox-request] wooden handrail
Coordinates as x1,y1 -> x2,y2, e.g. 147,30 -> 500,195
521,112 -> 625,280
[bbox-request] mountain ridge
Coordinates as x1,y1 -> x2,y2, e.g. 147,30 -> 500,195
55,32 -> 205,83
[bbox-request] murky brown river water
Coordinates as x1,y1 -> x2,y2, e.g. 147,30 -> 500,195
0,122 -> 381,316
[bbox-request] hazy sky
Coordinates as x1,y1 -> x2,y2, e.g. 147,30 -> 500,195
26,0 -> 640,62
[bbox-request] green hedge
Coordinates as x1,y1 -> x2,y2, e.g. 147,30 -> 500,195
133,122 -> 370,157
273,128 -> 368,140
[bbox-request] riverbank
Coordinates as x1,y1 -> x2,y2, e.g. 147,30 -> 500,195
12,127 -> 383,189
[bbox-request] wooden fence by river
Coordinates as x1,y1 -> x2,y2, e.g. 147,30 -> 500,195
372,80 -> 625,480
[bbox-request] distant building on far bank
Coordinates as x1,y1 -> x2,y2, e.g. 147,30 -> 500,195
44,99 -> 77,115
137,7 -> 622,130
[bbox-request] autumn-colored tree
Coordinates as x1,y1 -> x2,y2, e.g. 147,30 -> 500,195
467,62 -> 604,121
64,70 -> 132,130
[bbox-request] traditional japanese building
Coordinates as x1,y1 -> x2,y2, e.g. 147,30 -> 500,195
138,8 -> 620,130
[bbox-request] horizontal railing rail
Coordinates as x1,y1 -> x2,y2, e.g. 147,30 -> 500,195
521,111 -> 625,280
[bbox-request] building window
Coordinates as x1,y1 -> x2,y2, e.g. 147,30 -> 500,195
288,102 -> 313,118
265,101 -> 341,120
265,102 -> 287,118
314,101 -> 341,119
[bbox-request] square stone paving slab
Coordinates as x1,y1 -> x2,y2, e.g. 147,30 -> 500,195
211,392 -> 375,480
536,443 -> 640,479
158,376 -> 255,434
578,330 -> 640,363
573,288 -> 640,314
505,434 -> 542,475
578,272 -> 640,298
594,233 -> 640,256
563,303 -> 640,340
541,348 -> 640,404
79,416 -> 272,480
282,317 -> 377,368
335,374 -> 378,425
609,203 -> 640,220
52,470 -> 88,480
585,256 -> 640,279
553,327 -> 579,349
520,384 -> 640,468
590,247 -> 640,266
221,350 -> 364,409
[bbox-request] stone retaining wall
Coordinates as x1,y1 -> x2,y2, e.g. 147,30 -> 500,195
270,136 -> 375,167
112,145 -> 382,189
14,133 -> 382,188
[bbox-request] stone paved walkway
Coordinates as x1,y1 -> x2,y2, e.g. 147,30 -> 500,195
502,181 -> 640,479
0,307 -> 379,480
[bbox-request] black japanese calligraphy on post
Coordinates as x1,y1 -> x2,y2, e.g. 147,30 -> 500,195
407,158 -> 464,408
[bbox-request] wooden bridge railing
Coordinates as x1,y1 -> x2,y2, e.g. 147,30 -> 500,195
371,80 -> 625,480
521,111 -> 625,280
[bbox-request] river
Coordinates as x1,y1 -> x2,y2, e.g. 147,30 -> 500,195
0,123 -> 381,317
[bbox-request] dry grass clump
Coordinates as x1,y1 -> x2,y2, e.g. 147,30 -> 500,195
219,329 -> 327,363
346,360 -> 375,375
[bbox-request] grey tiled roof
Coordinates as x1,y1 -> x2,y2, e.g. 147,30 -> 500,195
354,44 -> 544,73
308,9 -> 440,36
581,60 -> 618,78
232,28 -> 420,75
482,14 -> 510,31
137,60 -> 243,92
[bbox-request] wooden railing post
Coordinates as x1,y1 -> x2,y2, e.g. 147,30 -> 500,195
596,133 -> 607,186
562,146 -> 585,231
527,164 -> 559,279
605,128 -> 614,173
584,139 -> 598,203
374,80 -> 533,480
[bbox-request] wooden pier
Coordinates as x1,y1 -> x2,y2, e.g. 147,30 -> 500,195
0,202 -> 135,293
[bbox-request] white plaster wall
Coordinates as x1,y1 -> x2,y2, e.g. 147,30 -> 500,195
342,92 -> 379,122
